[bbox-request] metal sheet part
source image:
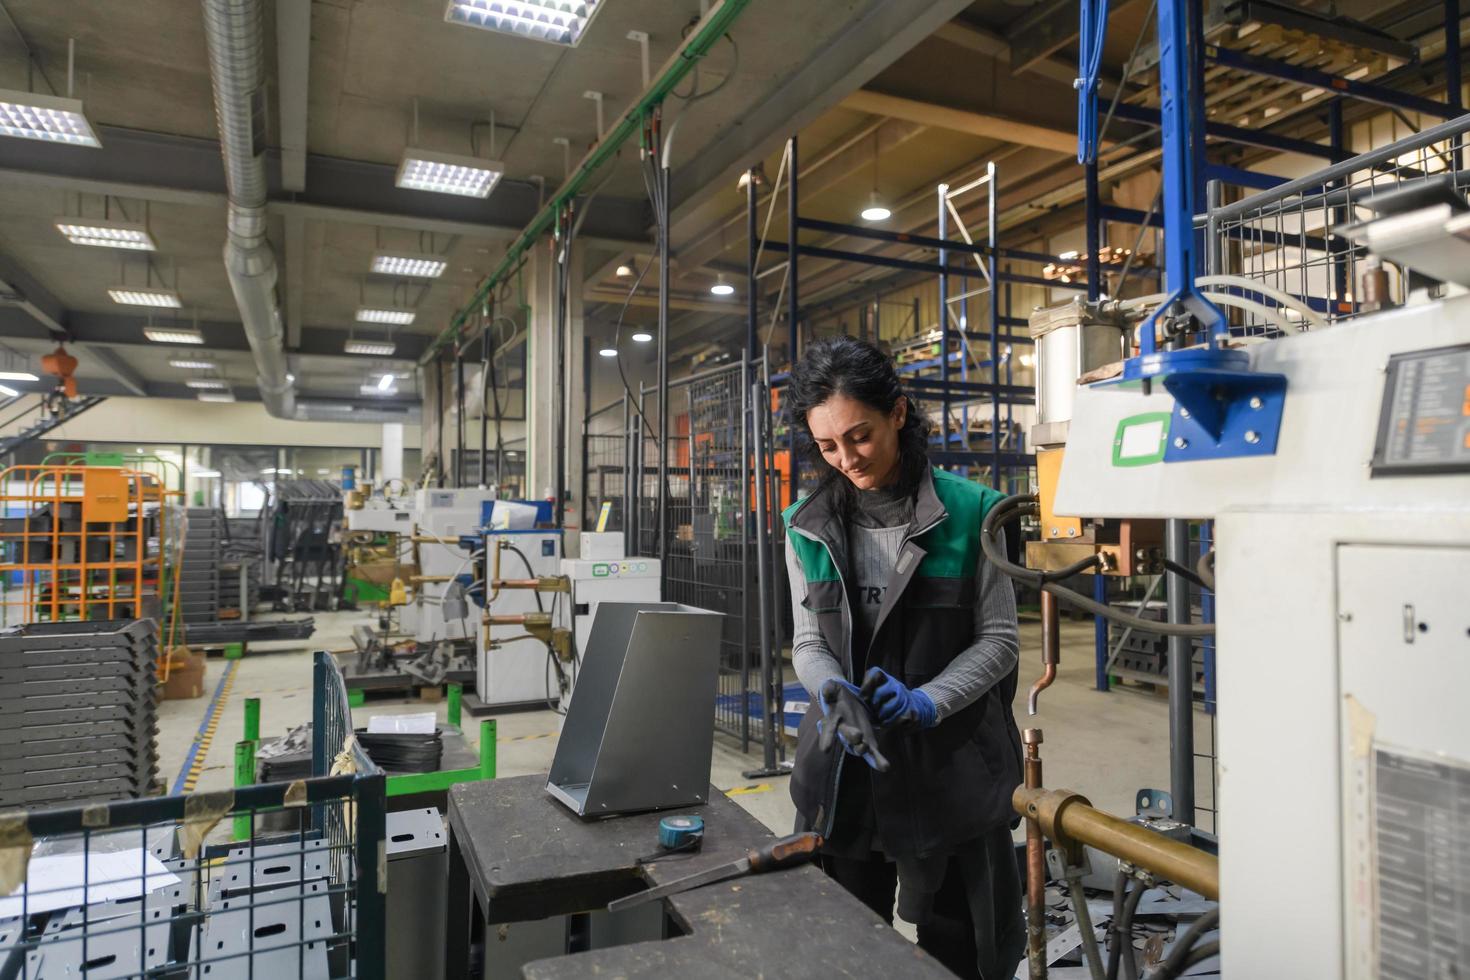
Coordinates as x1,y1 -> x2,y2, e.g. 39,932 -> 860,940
547,602 -> 723,817
25,921 -> 172,979
196,891 -> 334,980
386,807 -> 447,980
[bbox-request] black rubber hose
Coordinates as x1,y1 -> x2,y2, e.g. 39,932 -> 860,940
1143,908 -> 1221,980
1043,552 -> 1106,583
501,543 -> 545,612
1147,940 -> 1220,980
1161,558 -> 1209,592
980,494 -> 1217,637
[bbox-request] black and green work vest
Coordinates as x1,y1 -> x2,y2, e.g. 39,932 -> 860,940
783,466 -> 1023,857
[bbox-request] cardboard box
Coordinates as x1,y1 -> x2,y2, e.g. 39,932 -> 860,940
162,647 -> 207,700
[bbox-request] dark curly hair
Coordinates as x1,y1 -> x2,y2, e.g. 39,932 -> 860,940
788,335 -> 932,505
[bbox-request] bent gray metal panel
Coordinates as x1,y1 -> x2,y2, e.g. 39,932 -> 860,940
547,602 -> 723,817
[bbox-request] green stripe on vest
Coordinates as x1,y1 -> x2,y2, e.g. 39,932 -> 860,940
782,499 -> 840,583
914,468 -> 1006,579
781,469 -> 1005,582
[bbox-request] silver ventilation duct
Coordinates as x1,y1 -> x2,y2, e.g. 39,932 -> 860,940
294,400 -> 423,425
200,0 -> 296,418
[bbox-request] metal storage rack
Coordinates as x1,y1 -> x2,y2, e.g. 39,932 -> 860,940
0,464 -> 169,627
265,480 -> 346,613
757,142 -> 1043,496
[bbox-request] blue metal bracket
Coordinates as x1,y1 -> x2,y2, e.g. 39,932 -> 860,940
1093,0 -> 1287,463
1149,350 -> 1287,462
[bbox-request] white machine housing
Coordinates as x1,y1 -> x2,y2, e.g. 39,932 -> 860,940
413,488 -> 499,644
1054,296 -> 1470,977
558,556 -> 662,666
479,529 -> 565,708
344,499 -> 416,534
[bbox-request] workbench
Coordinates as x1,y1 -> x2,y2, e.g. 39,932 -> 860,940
445,774 -> 955,977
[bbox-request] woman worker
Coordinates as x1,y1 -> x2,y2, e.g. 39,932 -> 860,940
782,335 -> 1025,979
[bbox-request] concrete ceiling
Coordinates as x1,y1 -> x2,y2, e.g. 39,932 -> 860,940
0,0 -> 990,405
0,0 -> 1444,404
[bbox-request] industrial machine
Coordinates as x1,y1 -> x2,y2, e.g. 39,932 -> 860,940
557,533 -> 662,667
1043,291 -> 1470,977
1001,160 -> 1470,974
477,525 -> 567,709
410,487 -> 499,644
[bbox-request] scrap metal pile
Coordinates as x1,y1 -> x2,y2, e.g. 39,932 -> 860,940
0,619 -> 160,809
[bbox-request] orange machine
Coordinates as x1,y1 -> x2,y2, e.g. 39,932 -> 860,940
41,345 -> 79,398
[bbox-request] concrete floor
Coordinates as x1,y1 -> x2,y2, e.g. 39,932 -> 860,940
156,609 -> 1219,835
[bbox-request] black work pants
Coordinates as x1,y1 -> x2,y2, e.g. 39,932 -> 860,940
817,830 -> 1024,980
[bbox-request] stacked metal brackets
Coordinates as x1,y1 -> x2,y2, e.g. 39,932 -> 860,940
10,835 -> 350,980
179,507 -> 223,625
194,838 -> 342,979
0,619 -> 160,809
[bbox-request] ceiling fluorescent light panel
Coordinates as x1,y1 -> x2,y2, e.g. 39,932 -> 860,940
396,148 -> 503,198
345,339 -> 397,357
371,252 -> 447,278
55,219 -> 156,250
0,88 -> 101,147
111,287 -> 182,308
356,307 -> 416,325
144,326 -> 204,345
444,0 -> 603,46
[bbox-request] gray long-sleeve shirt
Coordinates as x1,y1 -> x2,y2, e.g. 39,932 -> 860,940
786,518 -> 1019,722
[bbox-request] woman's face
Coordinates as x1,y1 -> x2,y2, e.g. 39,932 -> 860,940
806,393 -> 907,490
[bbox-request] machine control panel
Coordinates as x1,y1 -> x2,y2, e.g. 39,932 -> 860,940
1372,342 -> 1470,476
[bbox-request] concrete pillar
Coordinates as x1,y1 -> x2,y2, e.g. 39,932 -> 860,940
381,423 -> 404,482
525,237 -> 585,524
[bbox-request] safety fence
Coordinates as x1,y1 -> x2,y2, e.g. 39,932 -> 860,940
583,354 -> 787,773
1202,112 -> 1470,336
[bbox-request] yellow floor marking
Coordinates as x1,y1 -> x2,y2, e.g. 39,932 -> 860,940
724,783 -> 773,796
181,662 -> 238,793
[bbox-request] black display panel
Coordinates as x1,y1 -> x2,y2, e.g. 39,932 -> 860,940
1371,342 -> 1470,476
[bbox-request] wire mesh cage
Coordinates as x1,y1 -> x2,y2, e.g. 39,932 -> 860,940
0,465 -> 169,628
0,772 -> 387,980
1203,114 -> 1470,338
630,358 -> 786,760
581,400 -> 627,532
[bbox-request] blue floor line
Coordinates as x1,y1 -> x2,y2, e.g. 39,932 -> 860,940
170,659 -> 238,796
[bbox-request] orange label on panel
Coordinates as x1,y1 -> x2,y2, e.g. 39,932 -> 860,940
83,469 -> 131,523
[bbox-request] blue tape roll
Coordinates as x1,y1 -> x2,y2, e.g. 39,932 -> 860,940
658,815 -> 704,850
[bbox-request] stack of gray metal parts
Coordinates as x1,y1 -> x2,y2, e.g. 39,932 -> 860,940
219,554 -> 260,618
0,619 -> 160,809
8,831 -> 359,979
178,507 -> 223,624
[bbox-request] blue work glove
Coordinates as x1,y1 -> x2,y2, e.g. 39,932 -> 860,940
817,678 -> 890,772
859,667 -> 938,729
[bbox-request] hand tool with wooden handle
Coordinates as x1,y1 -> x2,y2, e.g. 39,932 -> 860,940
607,831 -> 823,913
